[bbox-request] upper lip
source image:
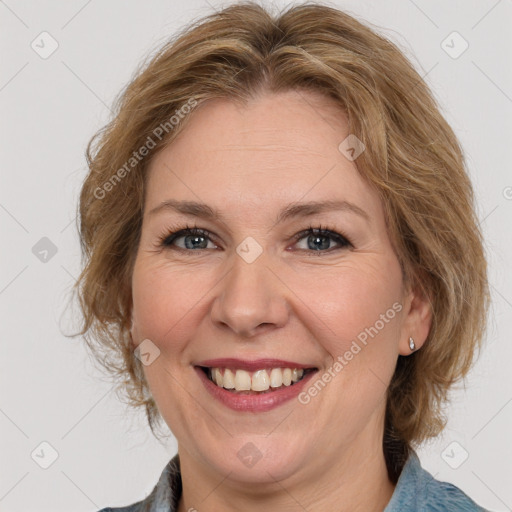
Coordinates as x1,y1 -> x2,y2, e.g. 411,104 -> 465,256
195,358 -> 317,372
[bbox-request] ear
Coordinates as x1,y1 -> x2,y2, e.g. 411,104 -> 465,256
398,279 -> 432,356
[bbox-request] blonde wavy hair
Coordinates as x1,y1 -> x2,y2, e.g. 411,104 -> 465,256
72,1 -> 489,480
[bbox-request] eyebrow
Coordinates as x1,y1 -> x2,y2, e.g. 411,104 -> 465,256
148,199 -> 370,224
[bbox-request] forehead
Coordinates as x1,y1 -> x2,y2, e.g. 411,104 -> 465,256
145,90 -> 382,223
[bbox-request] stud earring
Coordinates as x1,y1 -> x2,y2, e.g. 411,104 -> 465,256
409,337 -> 416,352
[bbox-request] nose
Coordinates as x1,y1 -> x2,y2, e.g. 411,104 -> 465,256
210,252 -> 290,338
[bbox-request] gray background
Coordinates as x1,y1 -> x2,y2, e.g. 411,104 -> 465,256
1,0 -> 511,510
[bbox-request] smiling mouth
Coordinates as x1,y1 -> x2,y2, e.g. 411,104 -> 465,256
198,366 -> 317,394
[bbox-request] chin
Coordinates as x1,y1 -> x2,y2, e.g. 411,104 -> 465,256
201,434 -> 308,484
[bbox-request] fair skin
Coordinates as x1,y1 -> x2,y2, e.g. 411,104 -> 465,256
130,89 -> 432,512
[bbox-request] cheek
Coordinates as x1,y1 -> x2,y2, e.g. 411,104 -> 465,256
294,256 -> 404,358
293,258 -> 403,428
131,260 -> 208,427
131,259 -> 216,350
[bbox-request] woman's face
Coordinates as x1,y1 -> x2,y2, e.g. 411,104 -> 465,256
130,90 -> 430,485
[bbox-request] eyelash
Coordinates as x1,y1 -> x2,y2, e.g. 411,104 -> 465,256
156,223 -> 352,254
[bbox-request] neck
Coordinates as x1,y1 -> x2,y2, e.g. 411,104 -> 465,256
176,431 -> 395,512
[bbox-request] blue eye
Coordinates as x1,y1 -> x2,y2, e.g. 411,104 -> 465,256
293,227 -> 351,252
161,227 -> 216,250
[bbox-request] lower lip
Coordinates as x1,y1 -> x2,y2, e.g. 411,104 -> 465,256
195,367 -> 318,412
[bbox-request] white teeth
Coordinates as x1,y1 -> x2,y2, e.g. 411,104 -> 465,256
234,370 -> 251,391
291,369 -> 304,382
282,368 -> 292,386
269,368 -> 283,388
208,367 -> 309,392
252,370 -> 270,391
223,368 -> 235,389
213,368 -> 223,387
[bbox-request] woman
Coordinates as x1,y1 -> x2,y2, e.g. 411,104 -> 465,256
75,2 -> 490,510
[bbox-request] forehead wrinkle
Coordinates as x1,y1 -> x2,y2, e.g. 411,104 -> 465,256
207,144 -> 331,157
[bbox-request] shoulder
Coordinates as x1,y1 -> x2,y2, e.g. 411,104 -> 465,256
97,505 -> 144,512
421,478 -> 490,511
96,494 -> 153,512
385,451 -> 491,512
96,454 -> 182,512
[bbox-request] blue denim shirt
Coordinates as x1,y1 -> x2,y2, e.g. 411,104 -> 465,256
98,451 -> 490,511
